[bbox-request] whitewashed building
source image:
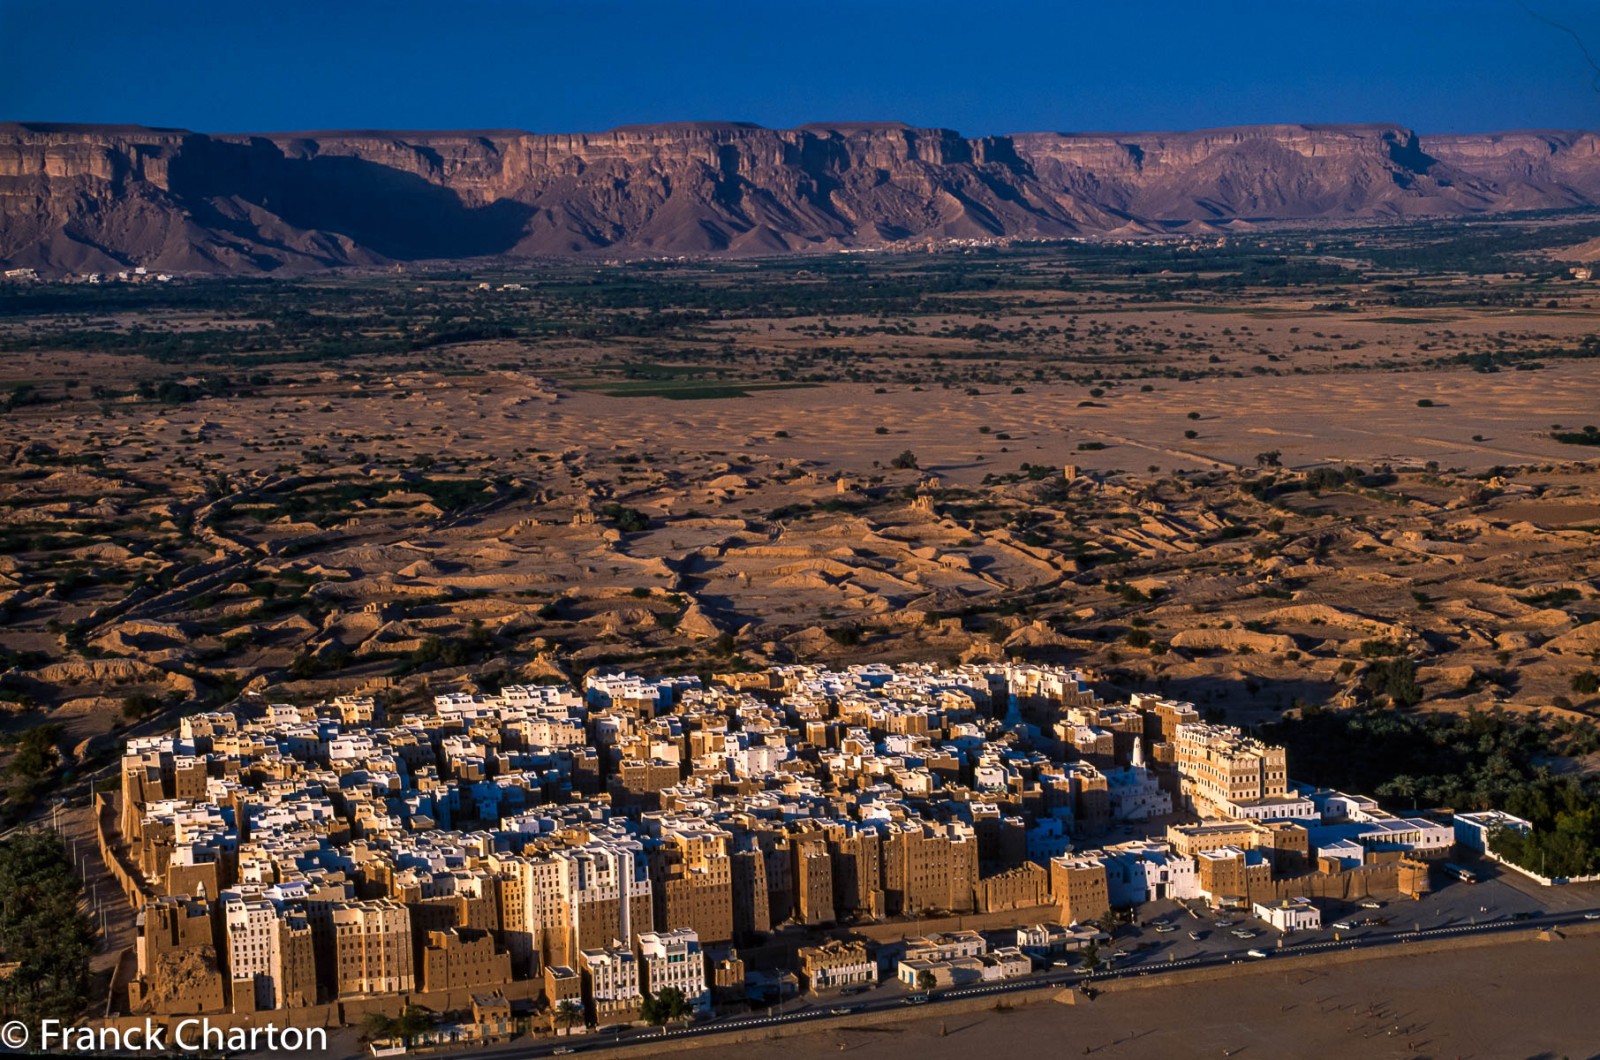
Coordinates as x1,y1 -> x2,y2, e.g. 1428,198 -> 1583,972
579,945 -> 642,1025
636,928 -> 709,1013
222,893 -> 280,1010
1454,810 -> 1532,853
1101,841 -> 1201,905
1254,896 -> 1321,933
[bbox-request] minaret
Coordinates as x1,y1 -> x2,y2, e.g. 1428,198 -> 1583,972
1130,737 -> 1146,771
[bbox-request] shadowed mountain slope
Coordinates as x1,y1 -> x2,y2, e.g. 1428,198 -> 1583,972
2,120 -> 1596,272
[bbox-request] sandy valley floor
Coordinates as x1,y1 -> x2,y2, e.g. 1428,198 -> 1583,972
698,931 -> 1600,1060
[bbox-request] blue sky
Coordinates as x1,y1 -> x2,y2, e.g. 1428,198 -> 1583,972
2,0 -> 1597,134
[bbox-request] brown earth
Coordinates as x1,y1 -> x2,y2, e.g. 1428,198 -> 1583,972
1,353 -> 1598,754
0,250 -> 1597,803
690,930 -> 1600,1060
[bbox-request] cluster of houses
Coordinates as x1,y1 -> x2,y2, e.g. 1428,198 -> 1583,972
104,662 -> 1520,1039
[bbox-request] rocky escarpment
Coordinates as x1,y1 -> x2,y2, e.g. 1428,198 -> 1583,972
2,120 -> 1597,273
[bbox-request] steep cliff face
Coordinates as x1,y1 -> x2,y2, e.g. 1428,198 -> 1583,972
1,120 -> 1595,273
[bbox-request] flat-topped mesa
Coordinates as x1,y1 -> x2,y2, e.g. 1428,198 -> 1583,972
1416,129 -> 1600,207
1,119 -> 1597,273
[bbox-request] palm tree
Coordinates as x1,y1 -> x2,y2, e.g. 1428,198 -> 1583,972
554,999 -> 583,1036
644,986 -> 691,1026
1381,774 -> 1420,810
362,1011 -> 395,1044
391,1006 -> 433,1048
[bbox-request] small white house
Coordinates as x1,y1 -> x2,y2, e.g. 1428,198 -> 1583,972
1254,896 -> 1321,933
1454,810 -> 1532,853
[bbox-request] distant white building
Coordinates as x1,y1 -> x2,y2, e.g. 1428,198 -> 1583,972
1016,922 -> 1099,958
1454,810 -> 1532,853
1217,793 -> 1317,821
1105,764 -> 1173,821
1103,736 -> 1171,821
636,928 -> 709,1014
585,672 -> 701,713
729,738 -> 789,777
1307,816 -> 1453,866
980,946 -> 1032,981
579,945 -> 642,1025
798,939 -> 876,992
898,945 -> 1028,988
1254,896 -> 1320,933
1315,837 -> 1366,869
222,893 -> 280,1010
1101,841 -> 1200,905
902,931 -> 986,962
1355,817 -> 1454,856
1295,785 -> 1383,823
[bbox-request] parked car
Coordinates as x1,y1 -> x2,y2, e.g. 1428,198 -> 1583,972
1154,922 -> 1177,933
1231,929 -> 1257,939
1247,949 -> 1269,959
1332,920 -> 1356,931
1188,930 -> 1204,941
903,993 -> 930,1006
1359,899 -> 1384,909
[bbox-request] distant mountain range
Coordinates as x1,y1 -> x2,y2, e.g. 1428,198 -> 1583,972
1,120 -> 1597,273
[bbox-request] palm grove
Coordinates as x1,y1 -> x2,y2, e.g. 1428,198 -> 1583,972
0,830 -> 93,1020
1269,705 -> 1600,877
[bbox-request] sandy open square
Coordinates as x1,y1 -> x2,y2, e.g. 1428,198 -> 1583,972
693,931 -> 1600,1060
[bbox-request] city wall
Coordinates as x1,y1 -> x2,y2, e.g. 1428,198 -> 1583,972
1264,860 -> 1398,903
727,905 -> 1064,972
91,975 -> 546,1038
94,791 -> 152,911
846,904 -> 1061,943
1482,849 -> 1600,888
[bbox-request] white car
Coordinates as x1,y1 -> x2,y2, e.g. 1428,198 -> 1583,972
1154,923 -> 1177,933
1247,949 -> 1269,959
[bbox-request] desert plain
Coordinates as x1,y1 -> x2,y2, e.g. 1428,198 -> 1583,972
0,221 -> 1597,820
